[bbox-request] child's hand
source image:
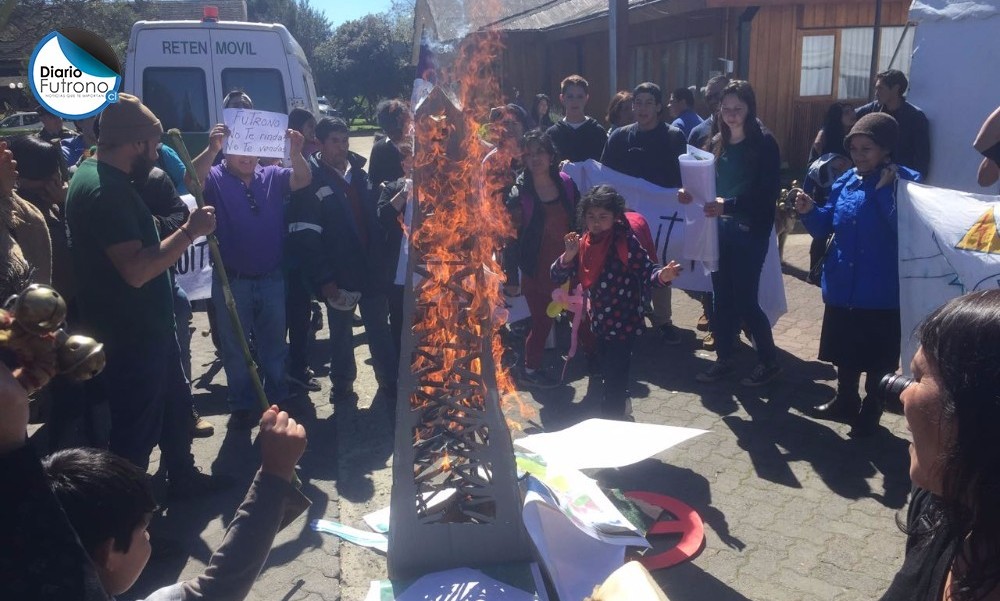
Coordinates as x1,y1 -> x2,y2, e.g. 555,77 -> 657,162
876,164 -> 898,189
563,232 -> 580,259
794,190 -> 815,214
258,405 -> 307,482
677,189 -> 694,204
658,260 -> 683,283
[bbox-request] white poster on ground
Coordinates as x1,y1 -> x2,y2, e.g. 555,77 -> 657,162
173,194 -> 213,300
561,160 -> 787,325
897,181 -> 1000,372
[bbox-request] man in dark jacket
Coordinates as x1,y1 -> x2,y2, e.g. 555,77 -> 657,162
287,117 -> 398,405
600,82 -> 687,344
546,74 -> 608,163
856,69 -> 931,178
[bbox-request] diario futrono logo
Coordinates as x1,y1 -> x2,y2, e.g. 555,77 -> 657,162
29,28 -> 122,119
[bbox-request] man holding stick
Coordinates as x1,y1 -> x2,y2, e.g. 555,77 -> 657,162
65,93 -> 219,498
191,119 -> 311,429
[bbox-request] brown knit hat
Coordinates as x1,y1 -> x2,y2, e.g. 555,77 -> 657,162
844,112 -> 898,153
98,93 -> 162,145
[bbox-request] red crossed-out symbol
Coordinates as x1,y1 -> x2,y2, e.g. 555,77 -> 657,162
625,491 -> 705,570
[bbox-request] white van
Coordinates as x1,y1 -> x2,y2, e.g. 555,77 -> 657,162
123,9 -> 319,151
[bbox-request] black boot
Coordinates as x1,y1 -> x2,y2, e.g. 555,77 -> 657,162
814,392 -> 862,423
849,395 -> 883,437
813,368 -> 861,423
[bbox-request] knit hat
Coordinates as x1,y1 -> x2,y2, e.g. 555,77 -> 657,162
844,113 -> 898,153
98,93 -> 162,145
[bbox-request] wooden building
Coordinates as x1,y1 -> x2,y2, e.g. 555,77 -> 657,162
414,0 -> 914,171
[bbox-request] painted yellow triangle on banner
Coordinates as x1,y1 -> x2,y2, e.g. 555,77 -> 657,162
955,208 -> 1000,254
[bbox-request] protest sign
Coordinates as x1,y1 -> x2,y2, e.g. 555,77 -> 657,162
678,145 -> 719,271
562,160 -> 787,325
222,108 -> 289,159
173,194 -> 213,300
897,181 -> 1000,373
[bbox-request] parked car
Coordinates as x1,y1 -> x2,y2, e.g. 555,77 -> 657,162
317,96 -> 341,118
0,111 -> 43,137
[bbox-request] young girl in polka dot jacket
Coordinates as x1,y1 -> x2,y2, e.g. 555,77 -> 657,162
551,184 -> 682,418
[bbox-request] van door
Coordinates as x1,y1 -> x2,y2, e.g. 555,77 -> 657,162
131,27 -> 215,134
208,28 -> 291,115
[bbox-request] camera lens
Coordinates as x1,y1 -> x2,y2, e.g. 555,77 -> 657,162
878,374 -> 913,408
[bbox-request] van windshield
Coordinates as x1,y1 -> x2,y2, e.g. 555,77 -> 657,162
143,67 -> 210,133
221,68 -> 287,114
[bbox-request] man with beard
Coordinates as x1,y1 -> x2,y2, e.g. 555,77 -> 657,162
65,94 -> 220,498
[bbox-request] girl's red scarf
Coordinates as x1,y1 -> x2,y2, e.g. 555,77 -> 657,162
578,225 -> 630,290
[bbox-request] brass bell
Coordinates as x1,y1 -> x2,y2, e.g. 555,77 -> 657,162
9,284 -> 67,336
56,334 -> 106,381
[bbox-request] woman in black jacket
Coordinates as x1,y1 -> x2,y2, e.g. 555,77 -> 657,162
503,131 -> 580,388
679,80 -> 781,387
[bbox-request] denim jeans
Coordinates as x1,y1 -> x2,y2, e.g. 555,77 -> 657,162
172,276 -> 193,381
212,270 -> 288,411
328,292 -> 398,391
97,335 -> 194,474
597,336 -> 635,417
711,219 -> 776,364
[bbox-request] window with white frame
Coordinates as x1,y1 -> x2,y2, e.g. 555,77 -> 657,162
798,25 -> 915,100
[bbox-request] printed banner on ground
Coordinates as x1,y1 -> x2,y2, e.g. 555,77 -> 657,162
898,181 -> 1000,372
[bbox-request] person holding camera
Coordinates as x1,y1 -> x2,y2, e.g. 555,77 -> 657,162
877,290 -> 1000,601
795,113 -> 922,436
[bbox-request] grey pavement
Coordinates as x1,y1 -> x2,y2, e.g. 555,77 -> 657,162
101,139 -> 912,601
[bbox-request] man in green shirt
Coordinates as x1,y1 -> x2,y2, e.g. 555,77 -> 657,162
66,93 -> 219,498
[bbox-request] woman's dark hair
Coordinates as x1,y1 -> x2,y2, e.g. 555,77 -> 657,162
820,102 -> 855,156
520,130 -> 560,185
376,99 -> 410,140
710,80 -> 764,159
577,184 -> 626,228
288,108 -> 315,133
605,90 -> 633,128
43,448 -> 157,556
532,94 -> 551,119
8,135 -> 61,181
916,289 -> 1000,600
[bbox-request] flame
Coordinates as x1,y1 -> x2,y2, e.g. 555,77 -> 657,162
408,27 -> 534,435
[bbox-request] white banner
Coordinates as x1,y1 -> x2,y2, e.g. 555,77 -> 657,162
222,108 -> 289,158
898,181 -> 1000,372
561,160 -> 787,325
173,194 -> 213,300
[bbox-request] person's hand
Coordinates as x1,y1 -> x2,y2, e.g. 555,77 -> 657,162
185,206 -> 216,238
258,405 -> 307,482
287,129 -> 305,155
794,190 -> 815,214
207,124 -> 229,153
0,142 -> 16,198
658,260 -> 684,283
703,198 -> 725,218
0,363 -> 29,455
677,189 -> 694,205
504,285 -> 521,297
876,163 -> 898,189
563,232 -> 580,261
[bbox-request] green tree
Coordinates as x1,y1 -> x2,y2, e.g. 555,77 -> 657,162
246,0 -> 330,64
313,12 -> 410,122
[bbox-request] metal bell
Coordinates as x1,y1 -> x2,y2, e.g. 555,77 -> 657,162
56,334 -> 106,381
10,284 -> 67,335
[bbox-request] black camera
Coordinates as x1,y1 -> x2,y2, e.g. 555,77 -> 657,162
878,374 -> 914,407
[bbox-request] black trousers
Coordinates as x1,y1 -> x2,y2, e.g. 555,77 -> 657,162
597,336 -> 635,418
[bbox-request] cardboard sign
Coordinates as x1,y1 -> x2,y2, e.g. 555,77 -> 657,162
222,108 -> 288,158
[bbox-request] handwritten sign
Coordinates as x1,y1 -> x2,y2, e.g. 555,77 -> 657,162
173,194 -> 214,300
223,108 -> 288,158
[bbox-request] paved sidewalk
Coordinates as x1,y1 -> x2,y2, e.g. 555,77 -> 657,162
116,224 -> 911,600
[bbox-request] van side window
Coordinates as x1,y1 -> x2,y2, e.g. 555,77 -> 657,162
221,68 -> 287,114
143,68 -> 210,132
23,114 -> 40,125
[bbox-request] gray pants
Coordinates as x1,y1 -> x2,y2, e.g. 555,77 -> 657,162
649,285 -> 673,327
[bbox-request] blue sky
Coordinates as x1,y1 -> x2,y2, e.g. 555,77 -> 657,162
312,0 -> 395,28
